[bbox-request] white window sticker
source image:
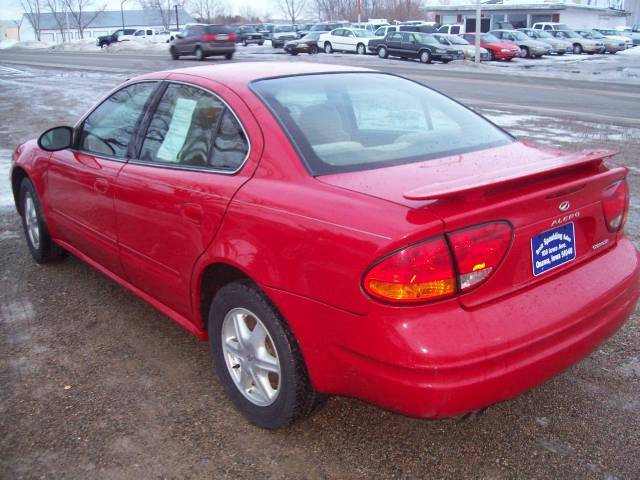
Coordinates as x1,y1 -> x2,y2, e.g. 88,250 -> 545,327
157,97 -> 197,162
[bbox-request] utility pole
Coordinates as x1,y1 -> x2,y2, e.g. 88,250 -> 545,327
356,0 -> 361,24
121,0 -> 128,31
474,0 -> 481,64
175,4 -> 179,30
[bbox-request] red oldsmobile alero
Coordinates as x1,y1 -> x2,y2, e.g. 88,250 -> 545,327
10,63 -> 640,428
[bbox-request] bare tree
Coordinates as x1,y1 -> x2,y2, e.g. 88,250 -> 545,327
20,0 -> 44,40
47,0 -> 68,42
189,0 -> 227,23
61,0 -> 106,38
139,0 -> 186,30
275,0 -> 307,24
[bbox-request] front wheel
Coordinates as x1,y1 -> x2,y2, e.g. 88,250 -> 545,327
19,178 -> 66,264
225,52 -> 233,60
377,46 -> 388,58
573,43 -> 583,54
194,46 -> 205,61
209,281 -> 325,429
356,43 -> 366,55
521,46 -> 530,58
309,45 -> 318,54
419,50 -> 431,64
324,42 -> 333,54
169,46 -> 179,60
243,39 -> 248,47
487,49 -> 495,61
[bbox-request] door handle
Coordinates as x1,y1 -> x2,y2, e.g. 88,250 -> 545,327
94,178 -> 109,194
181,203 -> 204,225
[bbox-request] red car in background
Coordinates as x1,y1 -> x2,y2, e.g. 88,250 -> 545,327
462,32 -> 521,60
10,63 -> 640,429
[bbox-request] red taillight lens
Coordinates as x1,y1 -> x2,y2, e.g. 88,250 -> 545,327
228,34 -> 237,40
363,237 -> 456,303
447,222 -> 512,292
602,180 -> 629,233
203,34 -> 217,41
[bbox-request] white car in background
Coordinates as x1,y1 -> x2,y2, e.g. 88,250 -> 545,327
319,28 -> 376,54
123,28 -> 172,43
593,28 -> 634,49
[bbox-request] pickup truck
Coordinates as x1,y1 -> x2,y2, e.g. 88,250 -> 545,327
96,28 -> 136,47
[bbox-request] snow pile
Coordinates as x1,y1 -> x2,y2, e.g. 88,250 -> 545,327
0,149 -> 15,208
0,40 -> 54,50
49,38 -> 100,52
105,39 -> 169,53
619,46 -> 640,57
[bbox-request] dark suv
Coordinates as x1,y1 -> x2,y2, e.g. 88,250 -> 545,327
170,24 -> 236,61
233,25 -> 264,46
369,31 -> 464,63
95,28 -> 136,47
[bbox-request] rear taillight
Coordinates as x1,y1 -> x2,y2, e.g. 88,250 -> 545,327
228,34 -> 237,40
602,180 -> 629,232
363,237 -> 456,303
447,222 -> 513,292
203,34 -> 217,41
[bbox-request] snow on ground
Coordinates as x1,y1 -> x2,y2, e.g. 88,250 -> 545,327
105,39 -> 170,53
0,40 -> 55,50
0,149 -> 14,209
49,38 -> 100,52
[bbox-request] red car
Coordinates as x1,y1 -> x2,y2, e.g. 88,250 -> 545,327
462,32 -> 521,60
10,63 -> 639,429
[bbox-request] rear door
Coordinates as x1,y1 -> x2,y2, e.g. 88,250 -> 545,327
387,32 -> 403,55
114,76 -> 262,319
401,32 -> 418,58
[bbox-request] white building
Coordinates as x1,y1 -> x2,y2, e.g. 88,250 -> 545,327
426,0 -> 631,31
20,9 -> 195,43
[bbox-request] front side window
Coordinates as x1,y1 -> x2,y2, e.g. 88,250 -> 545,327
252,73 -> 512,175
79,82 -> 157,158
139,84 -> 248,171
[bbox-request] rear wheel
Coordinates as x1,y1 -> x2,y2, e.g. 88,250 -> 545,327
19,178 -> 65,264
169,46 -> 179,60
209,281 -> 325,429
194,46 -> 205,60
225,52 -> 233,60
243,39 -> 248,47
521,46 -> 530,58
573,43 -> 583,54
356,43 -> 366,55
289,50 -> 299,56
419,50 -> 432,64
377,46 -> 388,58
324,42 -> 333,54
309,45 -> 318,54
487,49 -> 495,61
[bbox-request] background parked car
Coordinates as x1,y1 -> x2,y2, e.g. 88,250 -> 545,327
615,25 -> 640,46
518,28 -> 572,55
438,24 -> 465,35
374,25 -> 398,37
284,32 -> 321,55
372,31 -> 464,63
575,29 -> 625,54
271,25 -> 298,48
550,30 -> 605,54
258,23 -> 275,40
532,22 -> 572,31
433,33 -> 488,60
233,25 -> 264,46
593,28 -> 634,49
319,28 -> 376,55
490,29 -> 551,58
95,28 -> 136,47
461,33 -> 520,61
170,24 -> 236,60
295,23 -> 314,38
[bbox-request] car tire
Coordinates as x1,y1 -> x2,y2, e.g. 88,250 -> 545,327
487,49 -> 495,61
225,52 -> 233,60
521,46 -> 530,58
258,42 -> 264,46
170,46 -> 179,60
290,50 -> 298,55
419,50 -> 431,64
356,43 -> 366,55
208,280 -> 326,429
194,46 -> 205,60
557,51 -> 565,55
309,45 -> 318,54
573,43 -> 583,54
377,46 -> 388,58
19,178 -> 66,264
324,42 -> 333,54
243,39 -> 248,47
442,59 -> 450,64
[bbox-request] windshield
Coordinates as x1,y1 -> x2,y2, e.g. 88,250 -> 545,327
511,31 -> 529,41
353,29 -> 375,38
563,31 -> 580,39
589,30 -> 604,38
480,34 -> 500,42
242,26 -> 257,33
446,35 -> 468,45
536,31 -> 553,38
251,73 -> 512,175
416,33 -> 438,44
434,35 -> 451,45
275,25 -> 295,32
303,32 -> 320,40
598,30 -> 615,35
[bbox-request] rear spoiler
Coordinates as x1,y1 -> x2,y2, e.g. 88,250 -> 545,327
403,149 -> 617,201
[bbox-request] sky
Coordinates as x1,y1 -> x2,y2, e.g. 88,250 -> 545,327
0,0 -> 275,21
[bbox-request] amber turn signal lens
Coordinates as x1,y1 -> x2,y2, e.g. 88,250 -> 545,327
367,278 -> 456,301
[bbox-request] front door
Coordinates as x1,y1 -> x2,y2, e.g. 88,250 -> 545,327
387,32 -> 403,55
115,77 -> 258,319
46,81 -> 158,276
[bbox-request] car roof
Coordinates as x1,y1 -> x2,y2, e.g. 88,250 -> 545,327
142,62 -> 373,89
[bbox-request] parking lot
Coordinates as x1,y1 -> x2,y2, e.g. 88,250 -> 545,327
1,45 -> 639,478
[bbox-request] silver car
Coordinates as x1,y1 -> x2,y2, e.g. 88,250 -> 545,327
593,28 -> 634,49
575,30 -> 626,54
550,30 -> 605,54
518,28 -> 572,55
490,29 -> 551,58
433,33 -> 489,60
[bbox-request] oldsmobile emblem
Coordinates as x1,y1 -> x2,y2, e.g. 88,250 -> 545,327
558,201 -> 570,212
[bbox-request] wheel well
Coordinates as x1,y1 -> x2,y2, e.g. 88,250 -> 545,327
200,263 -> 251,330
11,166 -> 28,214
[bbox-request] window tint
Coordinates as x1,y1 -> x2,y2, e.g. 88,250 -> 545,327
79,82 -> 156,158
139,83 -> 248,171
252,73 -> 512,175
389,32 -> 402,41
206,25 -> 231,34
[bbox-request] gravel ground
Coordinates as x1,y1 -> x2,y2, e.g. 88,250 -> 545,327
1,65 -> 639,479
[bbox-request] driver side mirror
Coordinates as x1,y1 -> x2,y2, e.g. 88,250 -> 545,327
38,126 -> 73,152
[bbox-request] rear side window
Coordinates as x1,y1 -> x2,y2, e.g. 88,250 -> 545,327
79,82 -> 156,159
138,83 -> 248,171
252,73 -> 512,175
205,25 -> 231,34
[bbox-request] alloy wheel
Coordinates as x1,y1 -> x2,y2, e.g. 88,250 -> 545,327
24,193 -> 40,250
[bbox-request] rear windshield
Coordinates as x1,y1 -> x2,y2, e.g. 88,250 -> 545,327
251,73 -> 512,175
205,25 -> 232,34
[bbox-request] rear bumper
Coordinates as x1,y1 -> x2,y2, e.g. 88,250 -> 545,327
202,44 -> 235,54
267,237 -> 640,418
494,50 -> 518,59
